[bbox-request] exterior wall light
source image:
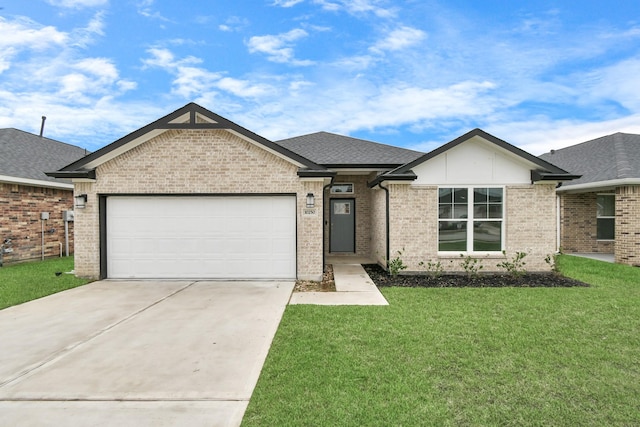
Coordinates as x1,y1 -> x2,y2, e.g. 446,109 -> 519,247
306,193 -> 315,208
75,194 -> 88,209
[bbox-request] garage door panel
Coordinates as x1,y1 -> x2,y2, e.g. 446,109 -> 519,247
107,196 -> 296,279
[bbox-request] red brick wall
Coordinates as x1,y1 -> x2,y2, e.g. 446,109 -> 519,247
559,192 -> 614,254
0,183 -> 75,264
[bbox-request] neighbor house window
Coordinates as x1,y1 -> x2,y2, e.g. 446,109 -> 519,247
596,194 -> 615,240
438,187 -> 503,252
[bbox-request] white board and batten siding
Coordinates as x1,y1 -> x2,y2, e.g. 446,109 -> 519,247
106,196 -> 296,279
412,136 -> 534,185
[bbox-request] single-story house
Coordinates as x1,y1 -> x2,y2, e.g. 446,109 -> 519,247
49,103 -> 577,280
0,128 -> 87,265
539,132 -> 640,266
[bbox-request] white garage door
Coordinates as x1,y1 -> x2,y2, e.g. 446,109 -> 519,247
106,196 -> 296,279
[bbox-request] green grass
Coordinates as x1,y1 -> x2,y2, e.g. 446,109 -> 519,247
243,255 -> 640,426
0,257 -> 91,310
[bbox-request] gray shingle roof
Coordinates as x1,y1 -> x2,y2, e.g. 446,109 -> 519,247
539,132 -> 640,187
276,131 -> 424,167
0,128 -> 87,184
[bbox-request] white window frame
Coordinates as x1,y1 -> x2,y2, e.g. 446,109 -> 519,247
330,183 -> 354,194
437,186 -> 505,255
596,193 -> 615,241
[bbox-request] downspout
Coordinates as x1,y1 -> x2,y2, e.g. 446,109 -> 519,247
322,176 -> 335,272
378,181 -> 390,271
556,194 -> 561,253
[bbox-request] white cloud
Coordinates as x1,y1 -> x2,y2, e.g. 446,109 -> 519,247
247,28 -> 314,65
0,17 -> 68,50
142,48 -> 274,100
370,26 -> 427,53
45,0 -> 108,8
218,16 -> 249,32
136,0 -> 171,22
272,0 -> 304,7
313,0 -> 396,18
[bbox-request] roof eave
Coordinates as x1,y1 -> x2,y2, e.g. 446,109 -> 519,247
45,170 -> 97,180
531,170 -> 582,183
368,172 -> 418,188
297,168 -> 337,178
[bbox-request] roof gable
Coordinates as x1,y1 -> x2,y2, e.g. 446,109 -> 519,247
370,128 -> 578,187
0,128 -> 87,188
50,103 -> 329,178
277,131 -> 423,167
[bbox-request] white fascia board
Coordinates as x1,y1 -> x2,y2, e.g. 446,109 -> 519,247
70,178 -> 97,183
557,178 -> 640,193
0,175 -> 74,190
226,129 -> 307,168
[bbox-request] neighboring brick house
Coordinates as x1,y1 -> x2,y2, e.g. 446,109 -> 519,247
539,133 -> 640,266
0,128 -> 87,265
48,103 -> 576,280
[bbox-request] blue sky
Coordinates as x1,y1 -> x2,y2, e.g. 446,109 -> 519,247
1,0 -> 639,155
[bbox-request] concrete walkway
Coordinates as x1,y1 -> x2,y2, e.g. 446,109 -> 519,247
289,263 -> 388,306
570,253 -> 615,263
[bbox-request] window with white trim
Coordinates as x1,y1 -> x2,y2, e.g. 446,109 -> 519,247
438,187 -> 504,252
596,194 -> 615,240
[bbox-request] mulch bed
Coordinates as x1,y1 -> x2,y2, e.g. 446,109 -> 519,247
363,264 -> 589,288
294,264 -> 336,292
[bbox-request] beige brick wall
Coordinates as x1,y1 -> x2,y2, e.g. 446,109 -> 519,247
559,192 -> 614,254
505,184 -> 557,271
323,175 -> 371,258
73,129 -> 324,280
388,184 -> 438,271
370,185 -> 387,266
615,185 -> 640,266
385,183 -> 557,273
0,183 -> 75,264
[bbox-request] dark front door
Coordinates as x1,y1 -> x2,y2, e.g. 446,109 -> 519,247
330,199 -> 355,252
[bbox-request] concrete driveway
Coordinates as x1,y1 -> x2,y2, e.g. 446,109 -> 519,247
0,280 -> 294,426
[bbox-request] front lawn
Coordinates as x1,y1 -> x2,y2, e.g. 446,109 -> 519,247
0,257 -> 91,310
243,255 -> 640,426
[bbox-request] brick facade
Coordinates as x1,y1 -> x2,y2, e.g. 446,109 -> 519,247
0,183 -> 75,264
385,183 -> 557,272
615,185 -> 640,266
559,192 -> 615,254
370,186 -> 387,266
73,129 -> 324,280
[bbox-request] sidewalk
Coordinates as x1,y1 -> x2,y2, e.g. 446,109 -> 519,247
289,263 -> 388,306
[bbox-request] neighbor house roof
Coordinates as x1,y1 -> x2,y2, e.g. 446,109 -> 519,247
48,103 -> 334,180
370,128 -> 579,187
0,128 -> 87,189
539,132 -> 640,192
276,131 -> 424,168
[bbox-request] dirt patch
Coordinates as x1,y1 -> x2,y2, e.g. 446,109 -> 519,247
294,264 -> 336,292
363,264 -> 589,288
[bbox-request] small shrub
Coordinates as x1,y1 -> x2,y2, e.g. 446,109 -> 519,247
459,254 -> 483,278
497,251 -> 527,277
388,249 -> 407,277
419,260 -> 444,278
545,253 -> 559,273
